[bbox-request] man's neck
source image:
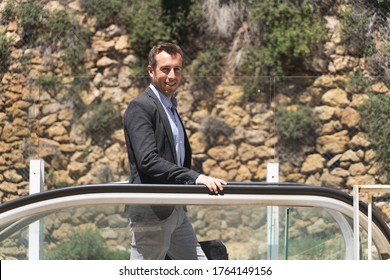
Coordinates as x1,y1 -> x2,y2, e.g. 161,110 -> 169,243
150,84 -> 174,100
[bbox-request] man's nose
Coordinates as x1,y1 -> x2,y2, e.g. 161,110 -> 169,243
168,68 -> 175,78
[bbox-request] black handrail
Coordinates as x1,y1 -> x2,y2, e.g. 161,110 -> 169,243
0,182 -> 350,212
0,182 -> 389,246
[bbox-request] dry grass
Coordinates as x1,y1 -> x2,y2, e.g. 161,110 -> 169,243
201,0 -> 246,39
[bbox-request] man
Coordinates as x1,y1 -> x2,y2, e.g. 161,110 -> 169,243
123,41 -> 226,260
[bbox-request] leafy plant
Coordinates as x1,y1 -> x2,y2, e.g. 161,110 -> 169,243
79,0 -> 123,28
39,10 -> 72,42
123,0 -> 173,60
0,33 -> 10,71
1,2 -> 16,23
14,2 -> 89,71
348,70 -> 368,88
237,47 -> 274,103
17,2 -> 46,44
241,0 -> 326,76
69,74 -> 91,95
13,3 -> 90,72
38,74 -> 60,95
66,73 -> 91,117
340,0 -> 390,61
339,7 -> 371,56
275,105 -> 318,142
43,10 -> 90,72
237,0 -> 326,101
161,0 -> 202,49
82,100 -> 121,145
190,44 -> 226,78
189,44 -> 226,92
359,94 -> 390,181
123,0 -> 200,59
46,228 -> 129,260
366,49 -> 390,77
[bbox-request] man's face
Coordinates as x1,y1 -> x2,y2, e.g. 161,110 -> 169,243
148,51 -> 183,98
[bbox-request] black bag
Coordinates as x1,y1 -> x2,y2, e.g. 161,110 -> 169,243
165,239 -> 228,260
200,240 -> 229,260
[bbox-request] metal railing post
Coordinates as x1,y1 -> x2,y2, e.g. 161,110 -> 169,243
354,185 -> 390,260
267,162 -> 279,260
29,159 -> 45,260
367,193 -> 372,260
353,185 -> 360,260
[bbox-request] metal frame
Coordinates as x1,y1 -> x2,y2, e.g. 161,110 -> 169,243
353,185 -> 390,260
29,159 -> 44,260
0,183 -> 390,256
1,183 -> 390,259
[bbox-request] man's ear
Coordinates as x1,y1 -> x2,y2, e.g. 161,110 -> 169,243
147,65 -> 154,78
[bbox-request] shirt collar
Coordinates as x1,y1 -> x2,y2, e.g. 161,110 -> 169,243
149,84 -> 177,111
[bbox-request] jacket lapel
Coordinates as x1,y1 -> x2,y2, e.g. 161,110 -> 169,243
145,88 -> 178,164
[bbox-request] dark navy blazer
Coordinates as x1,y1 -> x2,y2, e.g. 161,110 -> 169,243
123,87 -> 199,220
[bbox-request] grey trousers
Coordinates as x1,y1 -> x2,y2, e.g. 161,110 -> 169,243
129,206 -> 207,260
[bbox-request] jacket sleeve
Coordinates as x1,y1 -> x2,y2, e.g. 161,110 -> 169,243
124,99 -> 200,184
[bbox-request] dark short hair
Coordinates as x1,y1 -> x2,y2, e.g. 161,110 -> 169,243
148,42 -> 183,69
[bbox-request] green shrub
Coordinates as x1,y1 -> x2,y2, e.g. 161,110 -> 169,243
190,44 -> 226,78
83,100 -> 121,145
348,70 -> 368,88
1,2 -> 16,23
63,39 -> 90,73
0,33 -> 10,70
340,0 -> 390,58
67,73 -> 90,117
80,0 -> 123,28
46,228 -> 129,260
189,44 -> 226,92
339,8 -> 371,56
43,10 -> 90,72
241,0 -> 326,76
359,94 -> 390,181
119,0 -> 202,90
275,105 -> 318,142
237,0 -> 326,101
40,10 -> 73,42
17,2 -> 46,43
38,74 -> 60,94
69,73 -> 91,95
123,0 -> 174,60
16,3 -> 89,72
160,0 -> 202,47
124,0 -> 200,59
239,76 -> 273,104
238,45 -> 273,103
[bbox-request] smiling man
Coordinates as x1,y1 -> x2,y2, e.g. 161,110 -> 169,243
123,41 -> 226,260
